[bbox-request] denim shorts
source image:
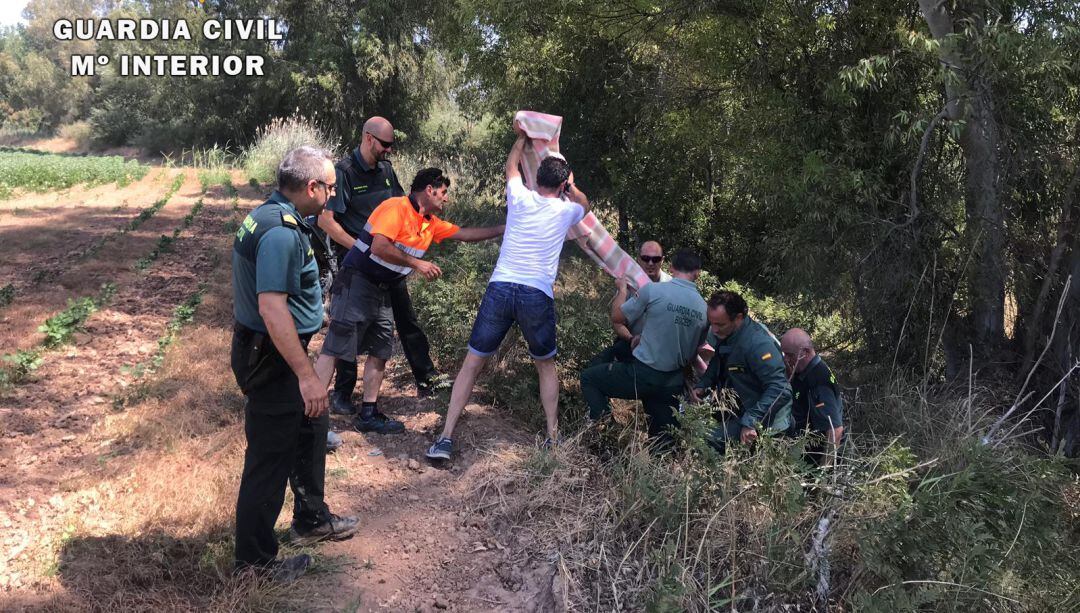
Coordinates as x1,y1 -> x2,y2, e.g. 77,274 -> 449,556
468,282 -> 557,360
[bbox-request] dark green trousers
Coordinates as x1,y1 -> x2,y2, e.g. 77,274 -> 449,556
580,359 -> 684,440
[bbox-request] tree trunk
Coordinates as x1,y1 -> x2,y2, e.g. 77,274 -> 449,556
918,0 -> 1007,357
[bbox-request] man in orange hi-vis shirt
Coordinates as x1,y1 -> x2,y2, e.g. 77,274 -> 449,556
313,168 -> 504,434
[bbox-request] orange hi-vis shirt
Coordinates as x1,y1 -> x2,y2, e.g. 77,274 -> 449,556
340,194 -> 460,282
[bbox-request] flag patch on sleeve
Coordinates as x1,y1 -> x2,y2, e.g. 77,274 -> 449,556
761,353 -> 772,361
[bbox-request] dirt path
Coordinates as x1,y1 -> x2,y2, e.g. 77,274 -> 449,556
0,180 -> 558,612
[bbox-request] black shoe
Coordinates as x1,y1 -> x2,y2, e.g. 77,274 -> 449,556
288,514 -> 359,546
330,395 -> 357,415
354,410 -> 405,434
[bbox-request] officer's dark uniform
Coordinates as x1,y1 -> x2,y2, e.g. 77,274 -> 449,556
323,148 -> 437,397
231,191 -> 330,568
696,316 -> 792,450
789,355 -> 844,465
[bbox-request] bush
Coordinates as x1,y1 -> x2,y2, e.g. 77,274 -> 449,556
242,116 -> 339,185
58,121 -> 94,150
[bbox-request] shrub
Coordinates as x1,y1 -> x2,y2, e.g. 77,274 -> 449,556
242,116 -> 339,185
58,121 -> 94,150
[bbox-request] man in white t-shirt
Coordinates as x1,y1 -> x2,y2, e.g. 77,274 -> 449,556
427,129 -> 590,461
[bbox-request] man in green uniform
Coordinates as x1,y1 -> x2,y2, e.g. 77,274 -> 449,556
580,249 -> 708,445
318,117 -> 443,429
231,146 -> 358,582
692,290 -> 792,451
587,240 -> 673,367
781,328 -> 844,465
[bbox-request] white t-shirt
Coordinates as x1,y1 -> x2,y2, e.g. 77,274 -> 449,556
489,176 -> 586,297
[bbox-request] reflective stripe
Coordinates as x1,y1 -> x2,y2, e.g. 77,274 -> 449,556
369,252 -> 412,275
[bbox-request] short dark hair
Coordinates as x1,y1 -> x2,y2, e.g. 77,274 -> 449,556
411,167 -> 451,193
669,249 -> 702,273
707,290 -> 748,319
536,156 -> 570,189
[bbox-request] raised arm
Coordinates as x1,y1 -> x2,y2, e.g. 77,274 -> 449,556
563,172 -> 591,214
506,132 -> 526,181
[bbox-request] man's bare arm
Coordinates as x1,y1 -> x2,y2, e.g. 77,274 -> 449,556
317,210 -> 355,249
506,133 -> 526,181
450,225 -> 505,242
370,234 -> 442,280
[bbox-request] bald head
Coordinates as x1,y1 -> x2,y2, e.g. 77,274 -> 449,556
637,241 -> 664,281
359,116 -> 395,165
780,328 -> 815,374
363,116 -> 393,141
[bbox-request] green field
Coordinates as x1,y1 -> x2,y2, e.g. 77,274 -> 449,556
0,149 -> 149,198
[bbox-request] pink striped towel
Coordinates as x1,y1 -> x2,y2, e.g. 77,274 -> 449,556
513,110 -> 651,290
512,111 -> 711,372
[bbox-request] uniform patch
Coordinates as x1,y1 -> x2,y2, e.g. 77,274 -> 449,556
281,213 -> 298,227
815,402 -> 826,408
761,352 -> 772,361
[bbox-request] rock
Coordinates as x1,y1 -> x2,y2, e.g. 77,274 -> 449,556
433,596 -> 449,609
407,458 -> 420,470
61,435 -> 76,442
407,494 -> 419,502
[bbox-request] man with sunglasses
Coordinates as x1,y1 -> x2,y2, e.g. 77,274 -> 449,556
587,241 -> 672,367
317,117 -> 445,433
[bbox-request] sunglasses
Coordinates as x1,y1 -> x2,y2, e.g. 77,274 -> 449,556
639,255 -> 663,264
367,132 -> 394,149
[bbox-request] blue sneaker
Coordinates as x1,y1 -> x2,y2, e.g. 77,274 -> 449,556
425,437 -> 453,461
326,430 -> 343,453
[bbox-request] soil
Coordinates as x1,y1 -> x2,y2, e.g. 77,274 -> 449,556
0,176 -> 559,612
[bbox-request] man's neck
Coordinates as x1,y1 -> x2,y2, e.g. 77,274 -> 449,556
670,271 -> 693,282
278,190 -> 315,217
359,144 -> 377,168
536,186 -> 561,198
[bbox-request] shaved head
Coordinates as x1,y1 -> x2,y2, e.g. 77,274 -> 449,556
362,116 -> 394,141
780,328 -> 815,374
639,241 -> 662,257
637,240 -> 664,281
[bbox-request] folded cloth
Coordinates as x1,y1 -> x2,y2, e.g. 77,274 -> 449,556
512,110 -> 709,373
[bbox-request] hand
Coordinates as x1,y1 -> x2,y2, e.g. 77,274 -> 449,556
630,335 -> 641,349
688,387 -> 703,403
513,122 -> 525,136
740,427 -> 758,445
615,276 -> 628,293
829,426 -> 844,446
300,373 -> 329,418
414,260 -> 443,280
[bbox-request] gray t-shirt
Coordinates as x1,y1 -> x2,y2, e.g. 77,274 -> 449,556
620,277 -> 708,372
627,270 -> 672,335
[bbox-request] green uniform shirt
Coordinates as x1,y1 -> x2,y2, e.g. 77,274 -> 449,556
232,192 -> 324,335
620,278 -> 708,372
791,355 -> 843,434
698,316 -> 792,430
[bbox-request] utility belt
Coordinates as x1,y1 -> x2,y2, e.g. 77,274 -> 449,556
231,322 -> 313,397
331,265 -> 400,295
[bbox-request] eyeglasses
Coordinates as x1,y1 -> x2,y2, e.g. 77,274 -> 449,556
366,132 -> 394,149
314,180 -> 337,195
639,255 -> 663,264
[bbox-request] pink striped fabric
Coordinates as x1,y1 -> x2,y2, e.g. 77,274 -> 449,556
513,110 -> 651,290
512,111 -> 710,373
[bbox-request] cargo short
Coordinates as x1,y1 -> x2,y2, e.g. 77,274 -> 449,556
320,267 -> 394,362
